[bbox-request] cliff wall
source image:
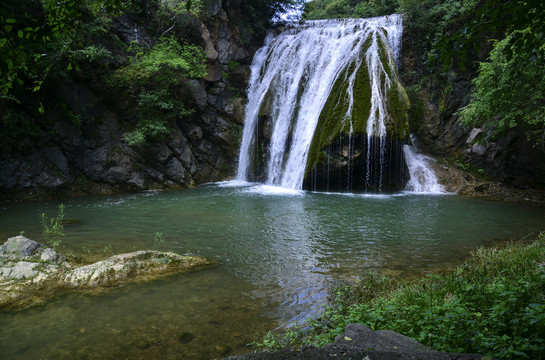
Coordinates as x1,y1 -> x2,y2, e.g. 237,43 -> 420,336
0,0 -> 262,199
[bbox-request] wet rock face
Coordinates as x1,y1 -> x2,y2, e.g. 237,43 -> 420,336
304,134 -> 409,192
0,2 -> 259,199
400,33 -> 545,188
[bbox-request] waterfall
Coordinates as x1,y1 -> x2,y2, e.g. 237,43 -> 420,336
236,15 -> 404,190
403,142 -> 446,194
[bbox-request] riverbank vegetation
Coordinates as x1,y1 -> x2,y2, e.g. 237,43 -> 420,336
257,234 -> 545,359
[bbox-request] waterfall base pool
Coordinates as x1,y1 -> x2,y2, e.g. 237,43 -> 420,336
1,183 -> 544,359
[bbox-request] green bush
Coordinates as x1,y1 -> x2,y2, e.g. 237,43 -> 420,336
41,204 -> 65,251
260,235 -> 545,359
114,37 -> 206,145
459,28 -> 545,141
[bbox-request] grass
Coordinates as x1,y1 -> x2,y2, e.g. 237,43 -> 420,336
257,233 -> 545,359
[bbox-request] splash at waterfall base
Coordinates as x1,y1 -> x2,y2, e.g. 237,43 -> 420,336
304,135 -> 408,192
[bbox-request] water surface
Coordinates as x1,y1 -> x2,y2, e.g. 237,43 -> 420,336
1,183 -> 544,359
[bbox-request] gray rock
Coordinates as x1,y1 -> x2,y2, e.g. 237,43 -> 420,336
201,24 -> 219,60
229,64 -> 252,89
466,128 -> 482,144
44,146 -> 68,174
187,79 -> 209,110
203,0 -> 222,17
62,251 -> 213,287
40,248 -> 65,265
5,261 -> 39,280
0,236 -> 44,258
0,0 -> 255,197
221,98 -> 246,123
128,172 -> 145,188
216,39 -> 235,64
186,124 -> 204,142
205,61 -> 223,82
105,166 -> 129,182
0,236 -> 216,309
180,145 -> 195,170
471,143 -> 487,156
165,157 -> 186,182
335,324 -> 434,352
224,324 -> 487,360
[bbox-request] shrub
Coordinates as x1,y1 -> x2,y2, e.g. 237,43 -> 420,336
41,204 -> 65,251
114,37 -> 206,145
259,235 -> 545,359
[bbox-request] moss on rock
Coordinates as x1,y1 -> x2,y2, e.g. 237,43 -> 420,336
306,35 -> 410,176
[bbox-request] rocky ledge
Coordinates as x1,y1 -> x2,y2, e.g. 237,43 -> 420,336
226,323 -> 488,360
0,235 -> 216,309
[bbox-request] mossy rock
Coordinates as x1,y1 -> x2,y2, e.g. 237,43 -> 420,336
306,35 -> 410,178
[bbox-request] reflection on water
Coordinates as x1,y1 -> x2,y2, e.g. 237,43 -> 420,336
1,184 -> 544,359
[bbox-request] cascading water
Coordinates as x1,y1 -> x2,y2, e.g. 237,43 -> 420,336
236,14 -> 442,193
236,15 -> 405,190
403,139 -> 446,193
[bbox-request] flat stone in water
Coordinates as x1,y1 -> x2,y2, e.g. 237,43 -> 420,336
0,236 -> 217,310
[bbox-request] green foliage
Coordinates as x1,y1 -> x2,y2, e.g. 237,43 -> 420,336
153,232 -> 165,249
303,0 -> 398,20
114,37 -> 206,145
459,29 -> 545,141
40,204 -> 65,251
259,235 -> 545,359
154,0 -> 203,36
398,0 -> 481,72
0,0 -> 123,98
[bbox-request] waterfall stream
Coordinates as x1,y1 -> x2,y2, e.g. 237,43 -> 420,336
236,14 -> 443,193
403,143 -> 446,194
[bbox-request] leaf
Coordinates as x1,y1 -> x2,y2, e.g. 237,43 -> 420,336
5,18 -> 16,24
344,337 -> 352,341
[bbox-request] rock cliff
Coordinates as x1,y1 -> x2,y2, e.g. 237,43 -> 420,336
0,0 -> 263,200
400,26 -> 545,190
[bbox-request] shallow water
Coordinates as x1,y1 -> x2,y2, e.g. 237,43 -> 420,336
1,183 -> 544,359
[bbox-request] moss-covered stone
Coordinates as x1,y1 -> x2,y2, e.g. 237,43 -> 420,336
305,35 -> 410,181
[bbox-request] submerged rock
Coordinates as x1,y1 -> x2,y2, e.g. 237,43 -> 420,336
0,236 -> 216,310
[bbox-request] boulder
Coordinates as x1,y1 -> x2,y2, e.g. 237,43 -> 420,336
224,324 -> 487,360
0,236 -> 45,259
62,250 -> 214,287
0,237 -> 216,310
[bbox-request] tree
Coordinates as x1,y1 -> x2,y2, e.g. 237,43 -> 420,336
0,0 -> 124,105
435,1 -> 545,142
114,37 -> 207,145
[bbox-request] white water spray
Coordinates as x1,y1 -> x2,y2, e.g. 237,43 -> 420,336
236,15 -> 404,190
403,141 -> 446,194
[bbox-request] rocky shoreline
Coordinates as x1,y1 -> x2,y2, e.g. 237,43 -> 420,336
225,324 -> 488,360
0,235 -> 216,310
